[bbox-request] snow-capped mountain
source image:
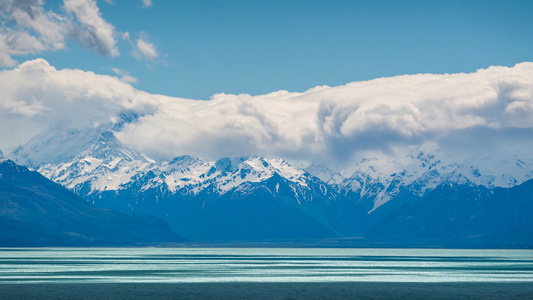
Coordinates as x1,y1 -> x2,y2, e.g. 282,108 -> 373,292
34,131 -> 312,201
38,130 -> 155,195
9,127 -> 341,240
9,111 -> 143,169
12,125 -> 533,214
144,155 -> 309,195
7,124 -> 533,244
10,126 -> 104,169
307,146 -> 533,213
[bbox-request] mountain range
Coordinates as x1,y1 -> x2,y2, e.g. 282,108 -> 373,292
5,120 -> 533,247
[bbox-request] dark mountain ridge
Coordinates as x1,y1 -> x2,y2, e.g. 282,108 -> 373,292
364,181 -> 533,248
0,159 -> 185,246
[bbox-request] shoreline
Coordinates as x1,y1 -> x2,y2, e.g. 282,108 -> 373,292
2,282 -> 533,300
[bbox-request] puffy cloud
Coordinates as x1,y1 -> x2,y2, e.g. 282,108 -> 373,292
133,36 -> 157,60
0,0 -> 120,66
2,59 -> 533,165
0,58 -> 157,150
117,63 -> 533,163
0,0 -> 67,66
64,0 -> 119,57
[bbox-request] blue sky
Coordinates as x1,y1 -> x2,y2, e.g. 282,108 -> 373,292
8,0 -> 533,99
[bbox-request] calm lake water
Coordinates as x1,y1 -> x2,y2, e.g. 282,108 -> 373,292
1,248 -> 532,284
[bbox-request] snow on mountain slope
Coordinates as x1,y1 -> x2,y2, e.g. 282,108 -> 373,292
29,127 -> 311,199
11,124 -> 533,216
307,145 -> 533,213
133,155 -> 309,195
37,130 -> 155,193
8,111 -> 143,169
9,126 -> 103,169
304,164 -> 345,186
453,156 -> 533,187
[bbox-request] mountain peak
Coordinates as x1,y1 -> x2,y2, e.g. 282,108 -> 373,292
80,130 -> 152,163
214,156 -> 248,172
9,126 -> 103,168
305,163 -> 344,185
168,155 -> 204,166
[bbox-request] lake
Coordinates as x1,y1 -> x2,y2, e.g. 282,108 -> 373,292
1,247 -> 533,284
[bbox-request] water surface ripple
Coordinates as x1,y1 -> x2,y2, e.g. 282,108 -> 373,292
1,248 -> 532,284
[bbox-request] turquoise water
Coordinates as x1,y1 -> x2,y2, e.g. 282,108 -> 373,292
1,248 -> 532,284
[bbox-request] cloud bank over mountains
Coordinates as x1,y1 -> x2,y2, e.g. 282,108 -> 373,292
1,58 -> 533,165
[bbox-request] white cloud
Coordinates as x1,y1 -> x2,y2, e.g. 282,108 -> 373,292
142,0 -> 152,8
0,0 -> 67,66
119,74 -> 138,84
133,36 -> 157,60
0,0 -> 120,66
116,62 -> 533,163
0,59 -> 157,150
112,67 -> 138,83
64,0 -> 119,57
2,59 -> 533,165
